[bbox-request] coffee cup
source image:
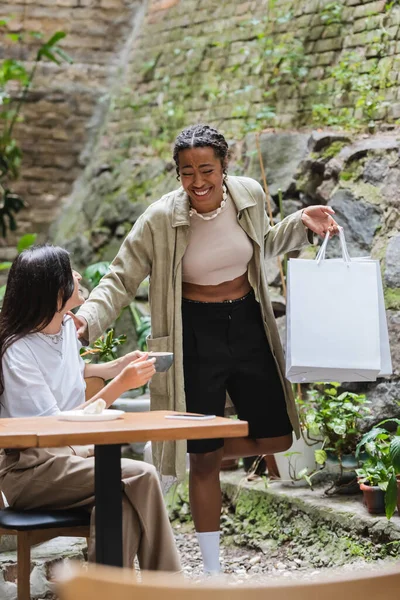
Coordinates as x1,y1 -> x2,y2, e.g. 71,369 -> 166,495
148,352 -> 174,373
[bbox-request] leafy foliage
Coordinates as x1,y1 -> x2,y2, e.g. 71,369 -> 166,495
82,260 -> 152,352
287,384 -> 370,488
116,3 -> 311,151
0,21 -> 72,237
299,382 -> 370,460
320,2 -> 344,26
356,420 -> 400,519
0,233 -> 37,303
17,233 -> 37,253
129,302 -> 151,351
312,50 -> 390,129
81,329 -> 127,362
83,261 -> 110,289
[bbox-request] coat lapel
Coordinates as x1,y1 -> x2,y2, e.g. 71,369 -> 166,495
226,176 -> 261,247
171,188 -> 190,280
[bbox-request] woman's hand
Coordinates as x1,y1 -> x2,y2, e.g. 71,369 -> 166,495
83,350 -> 150,381
301,206 -> 339,238
68,312 -> 89,341
118,354 -> 156,391
118,350 -> 148,371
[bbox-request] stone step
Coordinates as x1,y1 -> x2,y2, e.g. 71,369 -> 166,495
220,471 -> 400,565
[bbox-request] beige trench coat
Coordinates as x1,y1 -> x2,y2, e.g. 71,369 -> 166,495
78,175 -> 311,479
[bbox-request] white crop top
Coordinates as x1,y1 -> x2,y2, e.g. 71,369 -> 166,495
0,316 -> 86,419
182,194 -> 254,285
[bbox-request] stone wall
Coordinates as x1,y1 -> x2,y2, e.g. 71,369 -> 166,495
86,0 -> 400,162
5,0 -> 400,251
0,0 -> 145,258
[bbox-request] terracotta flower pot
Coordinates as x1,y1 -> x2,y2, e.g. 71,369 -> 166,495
359,482 -> 386,515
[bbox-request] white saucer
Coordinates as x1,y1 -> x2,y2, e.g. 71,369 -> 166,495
59,410 -> 125,422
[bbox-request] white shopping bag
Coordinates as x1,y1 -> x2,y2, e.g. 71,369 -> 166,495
352,256 -> 392,377
286,228 -> 392,383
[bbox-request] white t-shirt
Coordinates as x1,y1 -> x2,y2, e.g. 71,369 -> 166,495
0,316 -> 86,418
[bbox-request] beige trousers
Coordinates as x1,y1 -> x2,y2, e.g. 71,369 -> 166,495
0,447 -> 181,572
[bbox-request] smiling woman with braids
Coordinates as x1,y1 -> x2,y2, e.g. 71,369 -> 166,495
73,124 -> 339,574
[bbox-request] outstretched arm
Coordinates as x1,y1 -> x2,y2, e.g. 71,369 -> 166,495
79,354 -> 156,410
83,350 -> 148,381
264,204 -> 338,258
76,215 -> 154,343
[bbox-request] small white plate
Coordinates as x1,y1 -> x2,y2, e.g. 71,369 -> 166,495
59,410 -> 125,422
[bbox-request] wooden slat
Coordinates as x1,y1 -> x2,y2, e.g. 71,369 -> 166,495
59,564 -> 400,600
0,412 -> 248,449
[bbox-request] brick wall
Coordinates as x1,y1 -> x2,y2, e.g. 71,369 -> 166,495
103,0 -> 400,161
0,0 -> 144,258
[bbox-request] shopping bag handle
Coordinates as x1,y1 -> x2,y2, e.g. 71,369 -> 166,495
316,227 -> 351,266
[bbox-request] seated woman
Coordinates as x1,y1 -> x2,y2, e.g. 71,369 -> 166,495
0,245 -> 181,572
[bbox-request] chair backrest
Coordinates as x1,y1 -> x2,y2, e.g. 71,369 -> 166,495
59,563 -> 400,600
84,377 -> 105,401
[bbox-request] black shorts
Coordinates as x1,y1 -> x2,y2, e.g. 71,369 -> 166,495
182,290 -> 292,454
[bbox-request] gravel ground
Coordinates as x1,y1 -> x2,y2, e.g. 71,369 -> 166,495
173,523 -> 395,582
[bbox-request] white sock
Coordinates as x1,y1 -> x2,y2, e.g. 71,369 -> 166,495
196,531 -> 221,573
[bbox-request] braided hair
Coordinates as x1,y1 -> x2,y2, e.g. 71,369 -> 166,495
173,124 -> 229,180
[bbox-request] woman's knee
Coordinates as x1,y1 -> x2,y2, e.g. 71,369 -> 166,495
275,434 -> 293,452
121,458 -> 158,483
256,434 -> 293,454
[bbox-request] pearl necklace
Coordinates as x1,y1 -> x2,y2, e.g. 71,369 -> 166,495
189,185 -> 228,221
36,329 -> 64,357
38,330 -> 64,344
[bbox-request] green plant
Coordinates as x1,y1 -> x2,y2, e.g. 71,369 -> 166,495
321,141 -> 347,160
320,1 -> 343,26
129,302 -> 151,351
128,301 -> 151,393
356,419 -> 400,519
116,2 -> 310,146
81,328 -> 127,362
80,260 -> 129,364
385,1 -> 400,11
289,384 -> 370,488
303,382 -> 371,463
0,232 -> 37,303
312,50 -> 390,129
83,261 -> 110,289
0,21 -> 72,236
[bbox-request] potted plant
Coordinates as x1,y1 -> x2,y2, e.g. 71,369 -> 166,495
274,390 -> 325,487
303,382 -> 371,491
356,456 -> 390,515
276,383 -> 371,490
356,419 -> 400,519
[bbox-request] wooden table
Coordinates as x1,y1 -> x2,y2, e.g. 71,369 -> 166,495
0,411 -> 248,567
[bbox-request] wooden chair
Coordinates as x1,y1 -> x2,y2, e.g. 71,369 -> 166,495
0,376 -> 105,600
59,563 -> 400,600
